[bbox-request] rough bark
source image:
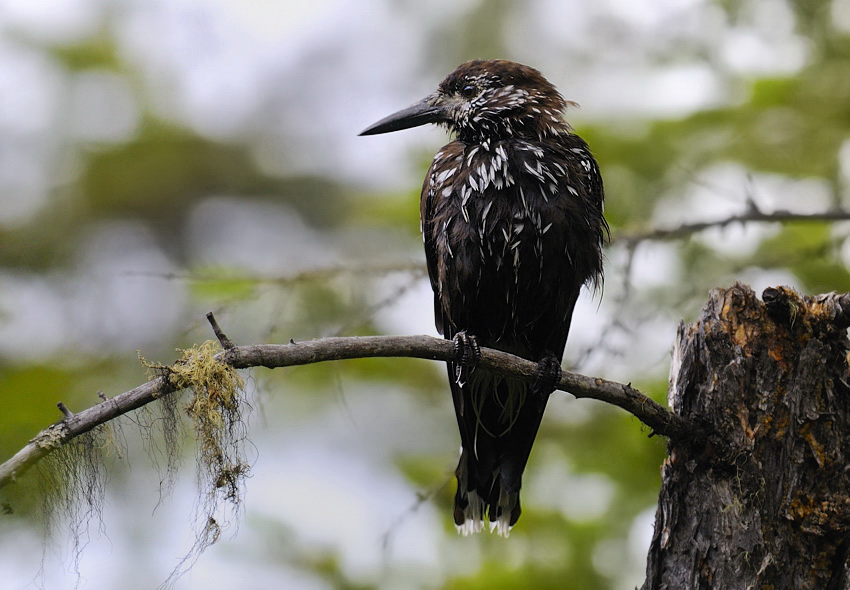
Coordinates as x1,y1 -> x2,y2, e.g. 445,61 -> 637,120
643,283 -> 850,590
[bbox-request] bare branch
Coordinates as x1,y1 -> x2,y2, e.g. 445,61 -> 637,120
206,312 -> 235,350
56,402 -> 74,419
15,206 -> 840,492
125,208 -> 850,295
613,208 -> 850,246
0,334 -> 693,490
0,376 -> 170,489
124,261 -> 426,284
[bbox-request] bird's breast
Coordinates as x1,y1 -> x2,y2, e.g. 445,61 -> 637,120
427,140 -> 578,323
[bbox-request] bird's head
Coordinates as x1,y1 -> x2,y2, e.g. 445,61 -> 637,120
360,59 -> 575,143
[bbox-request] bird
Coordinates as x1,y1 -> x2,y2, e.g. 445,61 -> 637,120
360,60 -> 606,536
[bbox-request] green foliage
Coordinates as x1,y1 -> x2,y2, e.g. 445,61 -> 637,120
347,188 -> 422,236
187,269 -> 260,302
49,35 -> 124,72
755,223 -> 850,292
0,365 -> 74,458
444,518 -> 610,590
80,119 -> 281,221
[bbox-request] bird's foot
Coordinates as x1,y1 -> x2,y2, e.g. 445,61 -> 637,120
532,353 -> 562,399
453,331 -> 480,384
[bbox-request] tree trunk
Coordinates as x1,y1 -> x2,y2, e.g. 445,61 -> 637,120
643,283 -> 850,590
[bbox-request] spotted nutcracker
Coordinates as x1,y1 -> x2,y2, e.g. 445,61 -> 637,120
361,59 -> 606,535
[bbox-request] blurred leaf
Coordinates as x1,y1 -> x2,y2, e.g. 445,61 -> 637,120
79,118 -> 350,229
188,270 -> 259,302
50,35 -> 123,72
0,365 -> 73,455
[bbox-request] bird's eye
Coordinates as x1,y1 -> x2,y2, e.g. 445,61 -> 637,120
460,84 -> 478,99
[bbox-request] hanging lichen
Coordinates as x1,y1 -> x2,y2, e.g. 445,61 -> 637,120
169,340 -> 249,505
147,340 -> 252,588
28,339 -> 250,588
38,423 -> 122,587
135,386 -> 184,506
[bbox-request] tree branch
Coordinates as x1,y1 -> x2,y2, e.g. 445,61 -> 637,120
613,208 -> 850,246
124,261 -> 427,284
0,334 -> 693,491
124,207 -> 850,296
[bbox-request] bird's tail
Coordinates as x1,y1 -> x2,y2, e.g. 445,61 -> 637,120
453,444 -> 524,537
451,373 -> 546,537
453,449 -> 488,535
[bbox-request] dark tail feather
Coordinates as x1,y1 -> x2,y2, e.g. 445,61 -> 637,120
454,448 -> 487,534
489,394 -> 548,535
451,374 -> 548,536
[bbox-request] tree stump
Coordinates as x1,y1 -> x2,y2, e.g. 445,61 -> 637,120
643,283 -> 850,590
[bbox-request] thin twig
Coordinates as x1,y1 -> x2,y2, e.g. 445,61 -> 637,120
613,208 -> 850,246
56,402 -> 73,418
0,334 -> 693,490
124,208 -> 850,289
206,312 -> 235,350
123,261 -> 425,284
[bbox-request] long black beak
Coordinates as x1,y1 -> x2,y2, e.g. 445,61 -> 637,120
359,97 -> 448,136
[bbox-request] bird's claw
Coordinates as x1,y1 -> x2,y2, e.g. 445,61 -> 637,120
532,353 -> 562,399
453,331 -> 481,367
453,331 -> 480,384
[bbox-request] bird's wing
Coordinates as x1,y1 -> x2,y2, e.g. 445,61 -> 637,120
421,142 -> 467,339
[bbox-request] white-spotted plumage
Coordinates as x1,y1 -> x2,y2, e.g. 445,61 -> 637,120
382,60 -> 609,537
